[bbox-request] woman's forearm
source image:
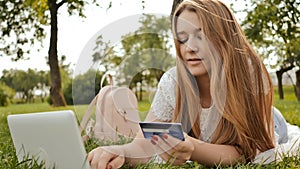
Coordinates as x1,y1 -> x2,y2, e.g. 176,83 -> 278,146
122,131 -> 157,166
122,113 -> 168,166
190,137 -> 243,166
122,139 -> 154,165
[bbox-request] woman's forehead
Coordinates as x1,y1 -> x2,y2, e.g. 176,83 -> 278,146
176,10 -> 201,32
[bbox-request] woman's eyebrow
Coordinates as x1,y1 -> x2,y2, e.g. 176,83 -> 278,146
177,28 -> 201,34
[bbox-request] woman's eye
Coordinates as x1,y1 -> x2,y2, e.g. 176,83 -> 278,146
178,37 -> 188,43
177,33 -> 188,43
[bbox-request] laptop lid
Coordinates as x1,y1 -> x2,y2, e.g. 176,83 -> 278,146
7,110 -> 90,169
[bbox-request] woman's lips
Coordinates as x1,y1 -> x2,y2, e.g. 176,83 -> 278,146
187,58 -> 203,65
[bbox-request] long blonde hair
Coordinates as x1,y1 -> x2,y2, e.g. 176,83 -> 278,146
172,0 -> 274,161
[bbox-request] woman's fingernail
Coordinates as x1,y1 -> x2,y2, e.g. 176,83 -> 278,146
152,135 -> 158,141
151,139 -> 157,145
162,134 -> 168,139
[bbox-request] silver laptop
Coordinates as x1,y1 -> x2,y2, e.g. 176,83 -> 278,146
7,110 -> 90,169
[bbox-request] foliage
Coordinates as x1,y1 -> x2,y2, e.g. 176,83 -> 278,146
93,14 -> 175,85
64,69 -> 105,105
241,0 -> 300,68
120,15 -> 175,101
0,0 -> 94,60
92,14 -> 175,100
92,35 -> 118,70
0,69 -> 49,103
118,14 -> 175,85
57,55 -> 73,105
0,82 -> 15,106
0,0 -> 48,60
236,0 -> 300,100
58,55 -> 73,90
0,0 -> 102,107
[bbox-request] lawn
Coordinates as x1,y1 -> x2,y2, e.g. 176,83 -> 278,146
273,86 -> 300,126
0,86 -> 299,168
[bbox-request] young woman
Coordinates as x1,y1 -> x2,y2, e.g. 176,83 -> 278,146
87,0 -> 299,168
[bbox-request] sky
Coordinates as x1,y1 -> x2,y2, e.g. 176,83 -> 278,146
0,0 -> 236,77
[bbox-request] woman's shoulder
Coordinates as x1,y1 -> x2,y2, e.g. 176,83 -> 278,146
149,67 -> 177,121
159,66 -> 177,84
166,66 -> 176,75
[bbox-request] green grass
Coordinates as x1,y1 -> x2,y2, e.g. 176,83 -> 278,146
0,86 -> 300,168
274,86 -> 300,126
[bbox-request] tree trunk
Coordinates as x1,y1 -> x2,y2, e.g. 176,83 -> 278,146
296,69 -> 300,101
48,0 -> 66,106
275,64 -> 295,100
139,80 -> 143,101
276,70 -> 284,100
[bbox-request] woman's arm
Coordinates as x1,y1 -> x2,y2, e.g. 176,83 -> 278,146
88,68 -> 178,168
88,111 -> 167,168
122,130 -> 156,165
148,132 -> 243,167
88,127 -> 157,168
189,136 -> 244,166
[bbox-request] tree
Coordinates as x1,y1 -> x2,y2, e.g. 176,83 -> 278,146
92,35 -> 121,72
0,82 -> 15,106
240,0 -> 300,100
92,14 -> 175,101
119,14 -> 175,100
1,69 -> 49,103
0,0 -> 99,106
65,69 -> 104,105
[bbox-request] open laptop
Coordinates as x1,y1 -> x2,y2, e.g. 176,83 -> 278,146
7,110 -> 90,169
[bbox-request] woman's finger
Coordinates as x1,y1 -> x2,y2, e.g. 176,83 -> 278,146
161,134 -> 184,149
96,151 -> 116,169
152,135 -> 173,154
158,150 -> 187,165
107,155 -> 125,169
88,148 -> 105,169
88,147 -> 116,169
87,149 -> 95,163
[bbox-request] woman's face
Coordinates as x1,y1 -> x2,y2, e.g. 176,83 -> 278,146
176,10 -> 211,77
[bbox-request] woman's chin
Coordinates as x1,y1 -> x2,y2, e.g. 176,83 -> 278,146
189,69 -> 209,77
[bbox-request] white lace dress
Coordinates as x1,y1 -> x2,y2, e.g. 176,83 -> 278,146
149,67 -> 300,164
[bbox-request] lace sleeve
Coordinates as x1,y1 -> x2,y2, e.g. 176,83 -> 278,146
149,67 -> 176,121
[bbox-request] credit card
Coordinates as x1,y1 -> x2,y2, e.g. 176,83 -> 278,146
139,122 -> 185,141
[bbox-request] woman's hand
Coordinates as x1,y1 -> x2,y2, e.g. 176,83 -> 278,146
88,146 -> 125,169
151,133 -> 194,165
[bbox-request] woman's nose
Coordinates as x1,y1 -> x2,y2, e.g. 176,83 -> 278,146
185,37 -> 199,52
